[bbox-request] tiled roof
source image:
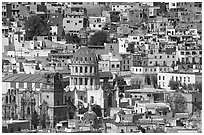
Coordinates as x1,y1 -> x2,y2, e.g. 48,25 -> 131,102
2,74 -> 44,83
99,72 -> 112,78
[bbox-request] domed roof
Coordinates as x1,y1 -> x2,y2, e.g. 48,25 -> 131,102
72,46 -> 98,64
83,110 -> 97,121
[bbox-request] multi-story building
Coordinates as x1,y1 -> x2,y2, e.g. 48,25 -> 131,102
63,7 -> 87,35
157,72 -> 202,89
2,2 -> 7,18
148,16 -> 168,32
109,11 -> 120,23
11,2 -> 21,19
89,17 -> 106,31
128,9 -> 143,27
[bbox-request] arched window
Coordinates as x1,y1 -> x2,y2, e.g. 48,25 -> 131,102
5,96 -> 8,104
90,78 -> 93,85
85,67 -> 87,73
85,57 -> 87,61
80,67 -> 83,73
13,96 -> 16,103
90,67 -> 92,73
75,66 -> 78,73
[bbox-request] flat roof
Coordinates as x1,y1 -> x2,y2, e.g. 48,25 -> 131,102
125,88 -> 175,93
2,74 -> 44,83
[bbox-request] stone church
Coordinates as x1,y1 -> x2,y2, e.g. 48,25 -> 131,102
64,45 -> 106,117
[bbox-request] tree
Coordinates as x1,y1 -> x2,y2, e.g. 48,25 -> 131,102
187,83 -> 193,90
194,82 -> 202,93
25,15 -> 51,40
145,74 -> 151,85
168,79 -> 180,90
89,31 -> 108,46
167,92 -> 187,115
113,76 -> 127,93
151,75 -> 158,88
126,42 -> 135,53
65,34 -> 81,44
61,29 -> 65,39
31,110 -> 40,129
92,104 -> 102,117
182,83 -> 188,90
171,62 -> 176,69
113,76 -> 127,87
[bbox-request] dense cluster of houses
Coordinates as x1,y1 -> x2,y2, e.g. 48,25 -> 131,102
2,2 -> 202,133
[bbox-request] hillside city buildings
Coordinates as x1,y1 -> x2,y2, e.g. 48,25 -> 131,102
2,2 -> 202,133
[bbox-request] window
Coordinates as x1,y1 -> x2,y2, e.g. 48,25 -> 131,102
188,77 -> 190,82
91,96 -> 94,103
159,76 -> 161,80
11,82 -> 16,88
90,67 -> 92,73
160,68 -> 162,71
160,56 -> 162,59
80,67 -> 83,73
93,24 -> 96,27
90,78 -> 93,85
79,20 -> 82,23
19,82 -> 24,88
75,23 -> 77,25
163,76 -> 165,80
79,78 -> 83,85
67,20 -> 70,23
75,67 -> 78,73
98,25 -> 101,27
85,67 -> 87,73
112,64 -> 115,68
85,78 -> 88,85
116,64 -> 120,68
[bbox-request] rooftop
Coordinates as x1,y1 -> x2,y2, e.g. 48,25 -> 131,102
125,88 -> 175,93
2,74 -> 44,83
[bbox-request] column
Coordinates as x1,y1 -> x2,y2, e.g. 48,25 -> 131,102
77,78 -> 80,85
88,78 -> 91,85
93,78 -> 95,89
92,67 -> 95,74
73,66 -> 75,74
70,77 -> 72,86
83,77 -> 85,85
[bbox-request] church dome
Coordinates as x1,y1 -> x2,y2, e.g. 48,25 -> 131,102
83,110 -> 97,121
72,46 -> 98,64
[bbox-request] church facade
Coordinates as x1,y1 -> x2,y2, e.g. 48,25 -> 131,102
64,46 -> 106,116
